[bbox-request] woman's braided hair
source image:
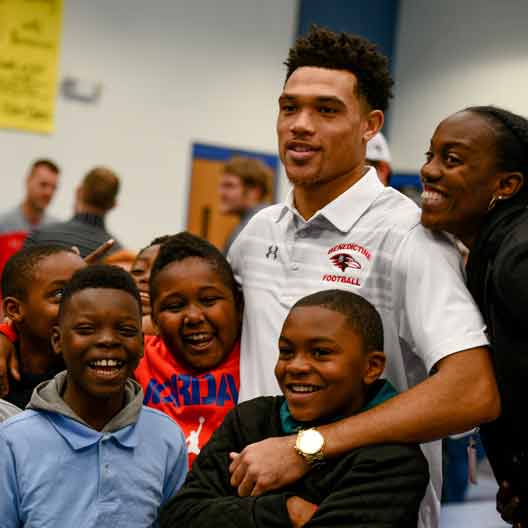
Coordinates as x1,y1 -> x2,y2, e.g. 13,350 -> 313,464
465,106 -> 528,190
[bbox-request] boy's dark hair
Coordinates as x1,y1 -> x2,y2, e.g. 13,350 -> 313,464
1,245 -> 76,300
285,25 -> 393,112
59,264 -> 141,320
149,232 -> 241,306
292,289 -> 383,352
464,106 -> 528,189
136,235 -> 174,261
30,158 -> 60,175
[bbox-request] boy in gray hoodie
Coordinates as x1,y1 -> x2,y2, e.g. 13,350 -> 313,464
0,265 -> 188,527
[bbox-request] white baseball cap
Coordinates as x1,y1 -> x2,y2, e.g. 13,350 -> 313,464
366,132 -> 391,164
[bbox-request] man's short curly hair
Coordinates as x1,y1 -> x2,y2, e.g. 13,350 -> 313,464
285,25 -> 393,112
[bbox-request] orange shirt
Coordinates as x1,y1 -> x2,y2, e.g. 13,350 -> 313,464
135,335 -> 240,466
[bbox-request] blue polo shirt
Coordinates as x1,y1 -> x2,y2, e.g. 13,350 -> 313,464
0,406 -> 187,527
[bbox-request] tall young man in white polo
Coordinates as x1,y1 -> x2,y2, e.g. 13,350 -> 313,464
227,27 -> 499,528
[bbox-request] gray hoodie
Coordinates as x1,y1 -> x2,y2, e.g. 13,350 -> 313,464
27,370 -> 144,432
0,399 -> 21,423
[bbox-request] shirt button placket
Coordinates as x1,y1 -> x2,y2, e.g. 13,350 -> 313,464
291,228 -> 309,271
100,435 -> 112,496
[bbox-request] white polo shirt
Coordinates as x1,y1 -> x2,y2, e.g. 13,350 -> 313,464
228,167 -> 489,528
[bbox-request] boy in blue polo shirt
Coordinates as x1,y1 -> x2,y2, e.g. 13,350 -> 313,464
0,265 -> 187,527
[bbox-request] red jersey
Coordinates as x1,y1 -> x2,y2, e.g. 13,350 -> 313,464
135,335 -> 240,466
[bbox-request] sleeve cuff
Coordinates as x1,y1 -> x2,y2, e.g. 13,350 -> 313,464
424,330 -> 489,374
253,493 -> 292,527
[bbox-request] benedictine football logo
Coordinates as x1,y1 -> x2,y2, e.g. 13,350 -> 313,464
329,253 -> 362,272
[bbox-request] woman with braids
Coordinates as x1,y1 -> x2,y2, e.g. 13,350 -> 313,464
421,105 -> 528,526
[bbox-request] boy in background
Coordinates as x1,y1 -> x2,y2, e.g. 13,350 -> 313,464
161,290 -> 428,527
0,265 -> 187,527
130,235 -> 172,335
1,245 -> 85,407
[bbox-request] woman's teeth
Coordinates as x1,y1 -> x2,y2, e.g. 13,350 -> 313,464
421,190 -> 446,205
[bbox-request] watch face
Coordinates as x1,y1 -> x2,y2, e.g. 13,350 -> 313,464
299,429 -> 324,455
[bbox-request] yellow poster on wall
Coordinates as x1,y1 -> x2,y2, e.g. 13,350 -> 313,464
0,0 -> 63,134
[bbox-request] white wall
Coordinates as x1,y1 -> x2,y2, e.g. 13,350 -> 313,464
1,0 -> 296,249
389,0 -> 528,173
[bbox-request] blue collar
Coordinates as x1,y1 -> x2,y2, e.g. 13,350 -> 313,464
280,379 -> 397,434
45,412 -> 139,451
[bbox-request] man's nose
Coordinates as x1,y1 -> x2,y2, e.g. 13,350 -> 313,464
290,109 -> 315,136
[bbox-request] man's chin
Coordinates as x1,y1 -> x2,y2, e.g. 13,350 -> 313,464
286,172 -> 324,188
31,202 -> 48,213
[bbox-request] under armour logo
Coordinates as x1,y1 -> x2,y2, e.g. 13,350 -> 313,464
266,245 -> 279,259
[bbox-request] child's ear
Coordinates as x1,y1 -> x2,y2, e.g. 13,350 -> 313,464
3,297 -> 24,324
50,326 -> 62,356
363,351 -> 386,385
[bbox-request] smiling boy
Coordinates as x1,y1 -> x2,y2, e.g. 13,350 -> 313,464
0,265 -> 187,527
160,290 -> 428,527
1,245 -> 85,408
134,233 -> 241,465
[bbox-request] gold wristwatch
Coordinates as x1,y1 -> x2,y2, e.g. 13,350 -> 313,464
295,427 -> 325,465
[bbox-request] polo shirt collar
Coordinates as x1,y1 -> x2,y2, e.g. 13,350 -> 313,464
46,412 -> 139,451
73,212 -> 106,228
274,167 -> 384,232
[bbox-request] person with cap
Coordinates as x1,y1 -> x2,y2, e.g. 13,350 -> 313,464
366,132 -> 392,186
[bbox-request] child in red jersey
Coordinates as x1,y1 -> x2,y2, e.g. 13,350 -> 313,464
134,233 -> 241,466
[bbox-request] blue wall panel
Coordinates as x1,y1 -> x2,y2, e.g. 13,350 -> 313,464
296,0 -> 400,69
